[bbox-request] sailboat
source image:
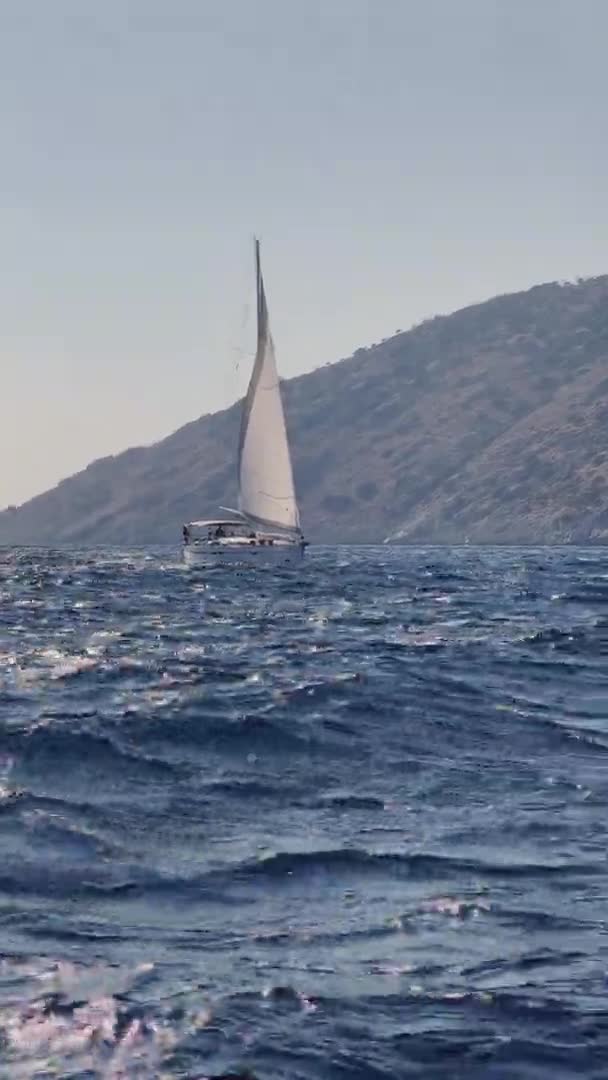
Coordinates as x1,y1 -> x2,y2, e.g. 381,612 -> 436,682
182,239 -> 305,568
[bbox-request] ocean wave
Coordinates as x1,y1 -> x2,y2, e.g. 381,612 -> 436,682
1,544 -> 608,1077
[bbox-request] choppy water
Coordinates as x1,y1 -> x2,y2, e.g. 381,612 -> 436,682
0,545 -> 607,1079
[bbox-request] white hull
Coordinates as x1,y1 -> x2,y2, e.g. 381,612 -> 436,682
183,541 -> 304,569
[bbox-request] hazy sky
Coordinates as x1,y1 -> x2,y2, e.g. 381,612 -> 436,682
1,0 -> 607,506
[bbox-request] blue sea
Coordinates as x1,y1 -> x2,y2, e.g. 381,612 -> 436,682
0,545 -> 607,1079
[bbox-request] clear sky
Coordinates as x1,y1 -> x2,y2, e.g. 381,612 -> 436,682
1,0 -> 607,507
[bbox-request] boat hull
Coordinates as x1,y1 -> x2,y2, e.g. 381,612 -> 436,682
183,541 -> 304,569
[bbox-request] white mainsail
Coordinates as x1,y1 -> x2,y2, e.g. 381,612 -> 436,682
237,240 -> 301,534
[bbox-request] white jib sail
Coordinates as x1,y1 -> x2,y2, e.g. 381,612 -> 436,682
237,240 -> 301,534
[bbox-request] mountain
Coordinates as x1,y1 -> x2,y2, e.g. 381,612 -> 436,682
1,274 -> 608,546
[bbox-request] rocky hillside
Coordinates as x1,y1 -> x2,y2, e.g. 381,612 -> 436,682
1,275 -> 608,546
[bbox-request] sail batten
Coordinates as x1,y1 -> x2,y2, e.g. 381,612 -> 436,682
237,240 -> 301,534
